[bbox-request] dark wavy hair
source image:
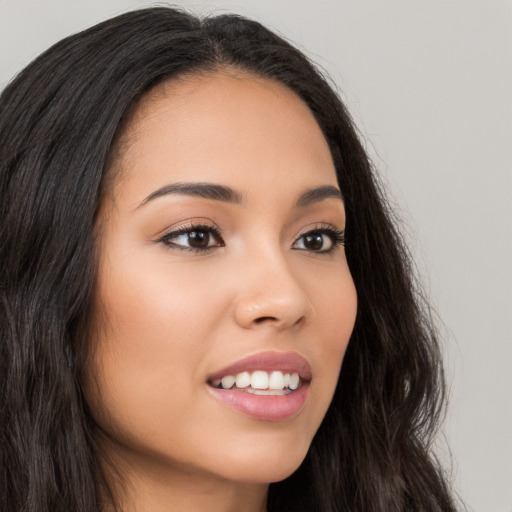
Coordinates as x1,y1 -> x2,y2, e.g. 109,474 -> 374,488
0,6 -> 456,512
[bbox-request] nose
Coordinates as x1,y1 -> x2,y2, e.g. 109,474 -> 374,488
232,250 -> 312,331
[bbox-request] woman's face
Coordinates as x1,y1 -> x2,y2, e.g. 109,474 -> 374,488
87,71 -> 357,487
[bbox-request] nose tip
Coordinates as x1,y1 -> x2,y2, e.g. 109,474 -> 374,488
233,268 -> 312,330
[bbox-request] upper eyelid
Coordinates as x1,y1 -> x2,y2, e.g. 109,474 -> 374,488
298,221 -> 341,230
295,222 -> 345,237
155,218 -> 221,239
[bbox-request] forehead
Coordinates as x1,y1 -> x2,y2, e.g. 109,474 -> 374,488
112,70 -> 337,205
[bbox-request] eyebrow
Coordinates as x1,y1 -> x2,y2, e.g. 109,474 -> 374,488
136,182 -> 343,209
138,182 -> 243,208
295,185 -> 344,207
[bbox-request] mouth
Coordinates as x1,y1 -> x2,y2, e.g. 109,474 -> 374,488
209,370 -> 303,396
206,351 -> 312,421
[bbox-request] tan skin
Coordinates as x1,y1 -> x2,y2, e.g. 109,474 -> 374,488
85,71 -> 357,512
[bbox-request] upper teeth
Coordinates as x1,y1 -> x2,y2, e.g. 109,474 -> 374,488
212,371 -> 301,391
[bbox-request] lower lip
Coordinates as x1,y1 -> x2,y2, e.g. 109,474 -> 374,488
207,383 -> 309,421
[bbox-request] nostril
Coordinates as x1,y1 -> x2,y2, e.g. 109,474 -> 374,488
254,316 -> 277,324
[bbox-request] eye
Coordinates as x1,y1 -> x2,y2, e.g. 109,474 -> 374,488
158,223 -> 225,253
293,227 -> 345,253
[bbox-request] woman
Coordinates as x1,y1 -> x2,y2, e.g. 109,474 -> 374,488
0,7 -> 457,512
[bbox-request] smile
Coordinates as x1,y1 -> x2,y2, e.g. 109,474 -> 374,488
210,370 -> 301,395
206,352 -> 311,421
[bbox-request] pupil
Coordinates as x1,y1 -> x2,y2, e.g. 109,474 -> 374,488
188,230 -> 209,248
305,233 -> 324,251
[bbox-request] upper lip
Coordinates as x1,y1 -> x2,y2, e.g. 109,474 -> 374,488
207,351 -> 312,383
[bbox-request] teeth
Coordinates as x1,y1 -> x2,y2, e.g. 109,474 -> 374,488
213,371 -> 301,392
221,375 -> 235,389
289,373 -> 300,390
251,371 -> 268,389
235,371 -> 251,388
268,371 -> 285,390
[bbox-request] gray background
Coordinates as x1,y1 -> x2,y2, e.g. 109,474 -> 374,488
1,1 -> 510,510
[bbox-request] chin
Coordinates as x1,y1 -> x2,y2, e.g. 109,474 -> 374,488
211,437 -> 311,484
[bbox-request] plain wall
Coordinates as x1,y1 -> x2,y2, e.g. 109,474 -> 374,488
1,1 -> 511,510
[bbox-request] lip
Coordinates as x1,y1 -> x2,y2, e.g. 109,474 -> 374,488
207,351 -> 312,382
206,351 -> 312,422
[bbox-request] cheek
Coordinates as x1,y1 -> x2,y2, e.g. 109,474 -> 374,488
84,255 -> 223,438
305,267 -> 357,420
96,250 -> 224,361
308,259 -> 357,347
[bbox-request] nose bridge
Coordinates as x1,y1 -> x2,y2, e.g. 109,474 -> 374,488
232,238 -> 311,329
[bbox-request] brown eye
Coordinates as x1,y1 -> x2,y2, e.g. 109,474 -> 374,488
294,231 -> 333,252
187,230 -> 211,248
293,227 -> 345,253
303,233 -> 326,251
160,224 -> 224,252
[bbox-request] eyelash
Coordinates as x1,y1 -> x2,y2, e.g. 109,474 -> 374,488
157,222 -> 345,254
